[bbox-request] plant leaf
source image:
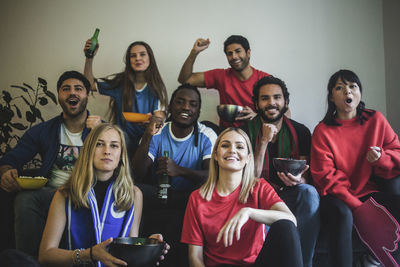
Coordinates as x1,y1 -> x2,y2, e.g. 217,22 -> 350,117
21,96 -> 31,106
32,106 -> 44,122
2,90 -> 12,103
10,85 -> 28,93
39,97 -> 48,105
13,104 -> 22,118
10,123 -> 27,130
45,90 -> 57,104
38,77 -> 47,86
26,111 -> 36,123
23,83 -> 34,91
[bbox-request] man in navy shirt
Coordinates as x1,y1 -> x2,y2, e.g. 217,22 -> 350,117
0,71 -> 101,257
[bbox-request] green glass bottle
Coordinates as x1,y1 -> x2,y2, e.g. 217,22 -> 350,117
85,28 -> 100,58
158,151 -> 170,205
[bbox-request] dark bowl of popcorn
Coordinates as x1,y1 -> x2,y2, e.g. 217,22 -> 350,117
109,237 -> 164,267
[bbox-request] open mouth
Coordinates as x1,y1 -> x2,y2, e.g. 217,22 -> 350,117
346,98 -> 352,104
68,99 -> 79,106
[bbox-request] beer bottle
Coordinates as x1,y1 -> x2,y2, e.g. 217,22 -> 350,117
158,151 -> 171,204
85,28 -> 100,58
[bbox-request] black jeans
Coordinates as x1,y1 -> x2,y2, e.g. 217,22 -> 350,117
217,219 -> 303,267
320,191 -> 400,267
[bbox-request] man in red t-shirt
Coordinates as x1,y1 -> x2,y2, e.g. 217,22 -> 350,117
178,35 -> 270,129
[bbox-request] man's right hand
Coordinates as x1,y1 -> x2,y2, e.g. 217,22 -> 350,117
0,168 -> 21,192
261,123 -> 278,143
144,115 -> 164,136
84,39 -> 99,58
192,38 -> 210,54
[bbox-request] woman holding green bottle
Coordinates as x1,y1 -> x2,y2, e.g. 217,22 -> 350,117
83,34 -> 168,158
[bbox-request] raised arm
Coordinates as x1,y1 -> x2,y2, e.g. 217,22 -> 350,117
178,38 -> 210,87
83,39 -> 99,91
254,123 -> 278,177
131,116 -> 163,182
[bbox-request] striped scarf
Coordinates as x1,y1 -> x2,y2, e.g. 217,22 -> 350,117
66,181 -> 135,267
247,115 -> 299,181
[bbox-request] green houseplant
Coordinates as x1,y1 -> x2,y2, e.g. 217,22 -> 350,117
0,77 -> 57,169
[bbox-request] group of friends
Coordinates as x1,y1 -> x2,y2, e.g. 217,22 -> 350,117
0,34 -> 399,267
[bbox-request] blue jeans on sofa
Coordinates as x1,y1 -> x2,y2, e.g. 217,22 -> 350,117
279,184 -> 320,267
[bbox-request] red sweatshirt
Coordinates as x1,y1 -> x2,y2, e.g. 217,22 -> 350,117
310,111 -> 400,210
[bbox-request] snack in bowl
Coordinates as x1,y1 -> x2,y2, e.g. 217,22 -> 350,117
16,176 -> 48,190
109,237 -> 164,267
216,104 -> 244,122
272,158 -> 307,176
122,112 -> 151,123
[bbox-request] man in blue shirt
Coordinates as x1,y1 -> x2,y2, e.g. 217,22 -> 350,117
132,84 -> 217,267
0,71 -> 101,256
133,84 -> 216,197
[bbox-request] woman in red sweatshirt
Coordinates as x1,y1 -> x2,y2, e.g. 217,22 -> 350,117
311,69 -> 400,267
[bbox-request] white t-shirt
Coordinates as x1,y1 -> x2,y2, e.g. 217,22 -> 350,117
48,123 -> 83,188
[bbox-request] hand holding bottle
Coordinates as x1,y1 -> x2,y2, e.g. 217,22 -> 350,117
84,28 -> 100,58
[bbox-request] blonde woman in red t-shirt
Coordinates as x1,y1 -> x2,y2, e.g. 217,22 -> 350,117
181,128 -> 303,267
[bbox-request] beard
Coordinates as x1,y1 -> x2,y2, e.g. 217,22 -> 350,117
59,97 -> 88,118
229,56 -> 250,72
258,105 -> 288,123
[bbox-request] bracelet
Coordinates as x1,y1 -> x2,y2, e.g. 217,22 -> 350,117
90,246 -> 95,263
72,248 -> 83,265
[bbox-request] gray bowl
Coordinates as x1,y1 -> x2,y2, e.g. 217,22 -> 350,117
109,237 -> 164,267
217,104 -> 243,122
272,158 -> 306,176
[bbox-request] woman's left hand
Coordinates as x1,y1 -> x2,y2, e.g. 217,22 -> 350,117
367,146 -> 381,163
216,208 -> 250,247
149,234 -> 170,265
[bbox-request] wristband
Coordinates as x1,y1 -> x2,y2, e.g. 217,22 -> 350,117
90,246 -> 95,263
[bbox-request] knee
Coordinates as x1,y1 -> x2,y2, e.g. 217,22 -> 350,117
296,184 -> 320,211
14,191 -> 36,213
270,219 -> 297,234
322,197 -> 353,226
268,220 -> 299,244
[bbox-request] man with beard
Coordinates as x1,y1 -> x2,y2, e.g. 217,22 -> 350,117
132,84 -> 217,266
0,71 -> 101,257
178,35 -> 270,129
243,75 -> 319,267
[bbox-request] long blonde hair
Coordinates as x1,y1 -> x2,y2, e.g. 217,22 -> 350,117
200,128 -> 257,203
60,123 -> 134,211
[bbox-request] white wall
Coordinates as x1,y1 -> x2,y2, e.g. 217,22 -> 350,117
0,0 -> 387,133
383,0 -> 400,135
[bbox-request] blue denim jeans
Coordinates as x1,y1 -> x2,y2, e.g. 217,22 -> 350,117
14,187 -> 56,258
279,184 -> 320,267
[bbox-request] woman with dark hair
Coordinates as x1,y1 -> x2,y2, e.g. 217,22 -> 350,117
311,69 -> 400,267
181,128 -> 303,267
83,39 -> 168,156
